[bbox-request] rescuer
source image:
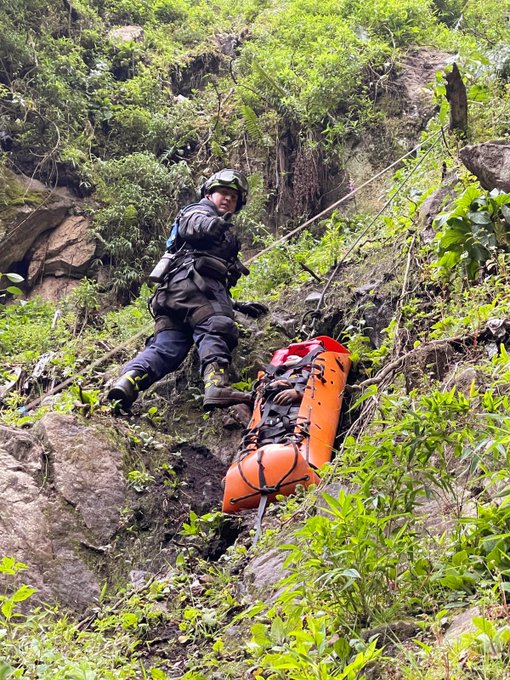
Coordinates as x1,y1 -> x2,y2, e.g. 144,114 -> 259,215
108,169 -> 267,412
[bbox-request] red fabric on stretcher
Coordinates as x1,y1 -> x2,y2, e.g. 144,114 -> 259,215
270,335 -> 349,366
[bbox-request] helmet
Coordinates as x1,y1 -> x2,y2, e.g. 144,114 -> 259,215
201,169 -> 248,212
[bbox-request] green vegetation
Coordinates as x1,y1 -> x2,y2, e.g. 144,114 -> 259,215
433,185 -> 510,280
1,0 -> 510,677
0,556 -> 169,678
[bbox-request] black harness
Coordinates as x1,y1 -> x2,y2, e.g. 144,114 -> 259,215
230,346 -> 327,543
231,346 -> 325,504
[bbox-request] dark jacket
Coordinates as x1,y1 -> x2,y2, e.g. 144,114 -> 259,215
152,198 -> 245,330
177,198 -> 241,262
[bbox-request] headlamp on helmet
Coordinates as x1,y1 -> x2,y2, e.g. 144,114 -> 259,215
201,169 -> 248,212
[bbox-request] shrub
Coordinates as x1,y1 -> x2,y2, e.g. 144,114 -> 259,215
92,153 -> 193,294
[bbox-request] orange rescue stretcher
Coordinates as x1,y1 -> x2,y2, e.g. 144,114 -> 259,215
222,336 -> 351,513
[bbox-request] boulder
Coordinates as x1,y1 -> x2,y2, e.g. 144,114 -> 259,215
27,215 -> 96,285
243,547 -> 289,602
399,48 -> 453,120
108,25 -> 144,43
34,414 -> 126,543
0,415 -> 127,611
459,142 -> 510,192
28,276 -> 81,301
444,606 -> 481,642
417,180 -> 457,243
0,170 -> 74,272
0,446 -> 53,594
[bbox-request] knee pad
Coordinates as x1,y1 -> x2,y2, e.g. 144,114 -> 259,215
196,315 -> 239,349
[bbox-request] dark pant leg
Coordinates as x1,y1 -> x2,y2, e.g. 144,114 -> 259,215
193,315 -> 239,373
122,328 -> 193,384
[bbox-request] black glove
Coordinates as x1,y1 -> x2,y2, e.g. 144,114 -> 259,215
207,216 -> 229,240
234,301 -> 269,318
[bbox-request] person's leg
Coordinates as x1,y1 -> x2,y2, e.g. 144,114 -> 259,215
192,314 -> 238,369
122,329 -> 193,382
193,315 -> 251,409
108,328 -> 192,410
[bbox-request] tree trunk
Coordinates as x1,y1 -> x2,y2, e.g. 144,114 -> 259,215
445,62 -> 468,135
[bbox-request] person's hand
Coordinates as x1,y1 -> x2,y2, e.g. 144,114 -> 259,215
207,216 -> 229,240
268,379 -> 292,390
235,301 -> 269,318
273,388 -> 301,405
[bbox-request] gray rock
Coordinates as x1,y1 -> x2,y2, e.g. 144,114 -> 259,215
451,367 -> 479,396
0,416 -> 129,611
459,142 -> 510,192
0,445 -> 52,597
362,620 -> 420,647
415,487 -> 477,537
42,549 -> 101,610
244,547 -> 289,601
34,414 -> 126,542
129,570 -> 153,588
0,170 -> 74,273
417,182 -> 457,243
0,424 -> 44,475
363,299 -> 394,348
354,280 -> 383,297
404,342 -> 456,391
444,606 -> 481,641
28,276 -> 80,301
108,25 -> 144,43
399,48 -> 453,120
27,215 -> 96,286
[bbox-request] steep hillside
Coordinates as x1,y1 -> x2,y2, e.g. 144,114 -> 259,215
1,0 -> 510,679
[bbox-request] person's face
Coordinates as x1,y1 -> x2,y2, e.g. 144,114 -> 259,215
207,187 -> 239,215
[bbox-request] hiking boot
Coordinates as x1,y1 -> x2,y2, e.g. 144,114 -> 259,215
222,403 -> 252,430
107,370 -> 149,413
203,362 -> 252,411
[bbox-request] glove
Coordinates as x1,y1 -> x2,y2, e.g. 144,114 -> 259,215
234,301 -> 269,318
207,216 -> 229,240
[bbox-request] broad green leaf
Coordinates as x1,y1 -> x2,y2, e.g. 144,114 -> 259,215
501,204 -> 510,224
473,616 -> 497,638
0,661 -> 14,680
251,623 -> 271,647
1,601 -> 14,620
270,616 -> 286,644
468,84 -> 490,103
0,557 -> 27,575
333,636 -> 351,659
4,273 -> 24,283
468,210 -> 492,225
11,585 -> 36,602
439,573 -> 466,590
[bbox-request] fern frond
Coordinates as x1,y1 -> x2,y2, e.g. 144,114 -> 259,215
252,59 -> 288,99
240,105 -> 264,145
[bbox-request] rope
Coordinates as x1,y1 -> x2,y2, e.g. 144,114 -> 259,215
304,129 -> 444,338
243,128 -> 443,266
22,326 -> 151,412
20,129 -> 444,411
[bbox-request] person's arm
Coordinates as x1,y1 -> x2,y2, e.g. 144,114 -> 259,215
273,388 -> 302,405
178,205 -> 231,244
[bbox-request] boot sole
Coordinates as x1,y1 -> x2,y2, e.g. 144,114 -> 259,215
107,388 -> 134,412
